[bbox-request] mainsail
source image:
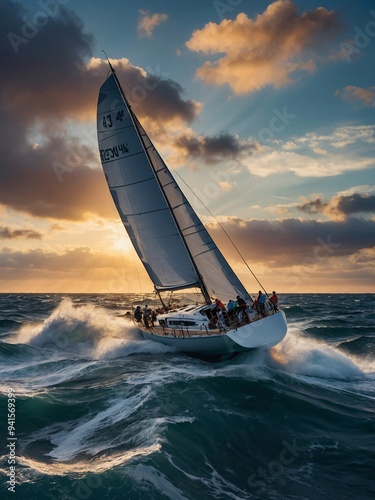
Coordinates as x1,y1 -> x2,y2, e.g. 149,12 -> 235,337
97,70 -> 251,303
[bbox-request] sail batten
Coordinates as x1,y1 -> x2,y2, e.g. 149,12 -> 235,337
97,71 -> 251,302
110,177 -> 155,189
118,208 -> 172,218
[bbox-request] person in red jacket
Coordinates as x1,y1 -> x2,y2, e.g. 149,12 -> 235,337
214,298 -> 226,311
269,291 -> 279,311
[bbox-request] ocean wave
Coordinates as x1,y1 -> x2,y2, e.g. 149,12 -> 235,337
337,335 -> 375,356
9,298 -> 171,360
0,318 -> 22,330
267,327 -> 364,380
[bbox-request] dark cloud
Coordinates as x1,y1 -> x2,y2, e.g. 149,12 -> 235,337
174,132 -> 256,165
0,226 -> 42,239
0,1 -> 114,220
0,127 -> 117,220
1,1 -> 95,123
207,217 -> 375,267
117,63 -> 200,124
0,1 -> 202,221
298,193 -> 375,220
332,193 -> 375,216
1,1 -> 200,126
298,197 -> 328,214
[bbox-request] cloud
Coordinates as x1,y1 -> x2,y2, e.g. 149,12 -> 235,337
166,121 -> 374,177
0,246 -> 116,272
89,57 -> 202,128
185,0 -> 342,94
244,150 -> 374,178
0,2 -> 114,221
0,245 -> 150,293
297,125 -> 375,149
206,216 -> 375,268
0,226 -> 42,239
171,130 -> 257,166
246,124 -> 375,178
3,5 -> 95,123
336,85 -> 375,107
219,181 -> 236,192
298,191 -> 375,221
0,3 -> 202,221
138,10 -> 168,38
302,125 -> 375,149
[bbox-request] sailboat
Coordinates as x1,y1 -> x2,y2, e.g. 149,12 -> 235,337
97,61 -> 287,356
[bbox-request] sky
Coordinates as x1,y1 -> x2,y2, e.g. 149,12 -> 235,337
0,0 -> 374,294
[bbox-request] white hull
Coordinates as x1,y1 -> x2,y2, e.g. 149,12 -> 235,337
140,311 -> 287,356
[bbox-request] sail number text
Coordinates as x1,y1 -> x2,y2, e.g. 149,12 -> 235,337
100,143 -> 129,162
101,110 -> 129,162
102,110 -> 125,128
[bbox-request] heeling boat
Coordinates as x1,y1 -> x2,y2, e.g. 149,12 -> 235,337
97,61 -> 287,356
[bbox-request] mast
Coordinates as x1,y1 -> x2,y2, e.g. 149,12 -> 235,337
154,287 -> 167,310
106,59 -> 212,304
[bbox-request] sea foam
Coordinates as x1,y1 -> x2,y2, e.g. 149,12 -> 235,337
268,326 -> 364,380
12,298 -> 170,359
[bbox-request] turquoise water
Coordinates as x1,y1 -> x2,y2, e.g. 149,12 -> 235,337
0,293 -> 374,499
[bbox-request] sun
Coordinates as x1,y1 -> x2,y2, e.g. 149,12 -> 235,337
112,236 -> 134,253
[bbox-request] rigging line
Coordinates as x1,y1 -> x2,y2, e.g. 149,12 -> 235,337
131,239 -> 142,296
112,219 -> 129,294
172,169 -> 268,296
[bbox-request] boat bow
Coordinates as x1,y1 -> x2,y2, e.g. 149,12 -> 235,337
226,311 -> 287,349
